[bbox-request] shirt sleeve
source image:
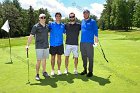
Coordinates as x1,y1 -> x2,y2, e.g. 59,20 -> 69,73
63,24 -> 66,34
93,21 -> 98,37
48,23 -> 52,32
30,25 -> 37,35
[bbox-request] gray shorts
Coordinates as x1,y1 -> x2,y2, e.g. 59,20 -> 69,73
36,48 -> 49,60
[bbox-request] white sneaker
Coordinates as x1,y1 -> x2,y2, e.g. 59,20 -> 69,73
74,70 -> 78,75
64,69 -> 68,74
58,70 -> 62,75
35,74 -> 40,80
51,70 -> 55,76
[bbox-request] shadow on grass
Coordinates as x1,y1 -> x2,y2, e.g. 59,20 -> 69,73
90,75 -> 111,86
5,61 -> 13,64
30,73 -> 111,88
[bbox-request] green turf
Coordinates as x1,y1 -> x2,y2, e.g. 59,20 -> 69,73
0,30 -> 140,93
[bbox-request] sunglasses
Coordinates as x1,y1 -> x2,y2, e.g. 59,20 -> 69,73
40,17 -> 46,19
69,16 -> 75,18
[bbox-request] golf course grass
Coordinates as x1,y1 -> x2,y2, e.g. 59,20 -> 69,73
0,30 -> 140,93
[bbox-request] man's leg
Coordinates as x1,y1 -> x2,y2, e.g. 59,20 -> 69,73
57,54 -> 61,70
42,49 -> 50,78
86,43 -> 94,77
80,43 -> 87,75
42,58 -> 50,78
51,55 -> 55,75
50,46 -> 56,76
36,60 -> 41,74
35,49 -> 43,80
65,56 -> 69,71
42,59 -> 46,73
35,60 -> 41,80
57,54 -> 62,75
64,45 -> 71,74
57,45 -> 64,75
72,45 -> 79,74
74,58 -> 78,70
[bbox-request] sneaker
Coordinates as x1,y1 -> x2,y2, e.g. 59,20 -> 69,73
58,70 -> 62,75
86,72 -> 93,77
64,69 -> 68,74
80,70 -> 87,75
74,70 -> 78,75
43,72 -> 50,78
35,74 -> 40,80
51,70 -> 55,76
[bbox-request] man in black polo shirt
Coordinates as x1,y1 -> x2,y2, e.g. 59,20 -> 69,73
64,12 -> 81,74
26,14 -> 50,80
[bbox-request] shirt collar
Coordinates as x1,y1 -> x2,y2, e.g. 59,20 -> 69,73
84,18 -> 91,22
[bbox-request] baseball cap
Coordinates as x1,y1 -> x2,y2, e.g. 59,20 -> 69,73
39,14 -> 46,18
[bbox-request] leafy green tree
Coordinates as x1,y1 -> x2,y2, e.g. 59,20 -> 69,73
2,0 -> 21,37
133,1 -> 140,27
13,0 -> 21,11
90,15 -> 97,21
27,6 -> 35,35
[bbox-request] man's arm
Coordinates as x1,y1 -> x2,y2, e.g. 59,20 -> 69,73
26,34 -> 34,50
27,34 -> 34,46
93,20 -> 98,47
94,36 -> 98,43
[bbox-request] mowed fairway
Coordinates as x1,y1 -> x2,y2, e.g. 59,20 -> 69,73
0,30 -> 140,93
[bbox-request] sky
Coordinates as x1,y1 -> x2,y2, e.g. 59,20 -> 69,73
0,0 -> 106,19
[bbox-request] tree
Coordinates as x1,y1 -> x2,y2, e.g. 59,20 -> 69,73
13,0 -> 21,11
2,0 -> 22,37
61,17 -> 69,23
127,0 -> 136,29
27,6 -> 35,35
99,0 -> 136,31
90,15 -> 97,21
0,0 -> 53,38
133,1 -> 140,27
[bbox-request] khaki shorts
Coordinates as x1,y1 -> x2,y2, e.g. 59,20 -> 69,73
65,44 -> 79,58
36,48 -> 49,60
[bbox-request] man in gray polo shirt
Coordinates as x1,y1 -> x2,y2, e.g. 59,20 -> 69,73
26,14 -> 50,80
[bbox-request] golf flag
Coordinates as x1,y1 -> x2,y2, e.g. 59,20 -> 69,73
1,20 -> 10,32
1,20 -> 12,63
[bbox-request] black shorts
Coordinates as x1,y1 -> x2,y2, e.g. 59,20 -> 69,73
49,44 -> 64,55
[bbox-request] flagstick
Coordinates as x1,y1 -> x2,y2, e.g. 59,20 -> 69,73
1,20 -> 12,63
8,32 -> 12,63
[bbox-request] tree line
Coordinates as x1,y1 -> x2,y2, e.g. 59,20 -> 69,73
98,0 -> 140,30
0,0 -> 52,38
0,0 -> 140,38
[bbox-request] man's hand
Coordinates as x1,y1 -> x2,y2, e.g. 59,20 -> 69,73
93,42 -> 98,48
25,45 -> 29,51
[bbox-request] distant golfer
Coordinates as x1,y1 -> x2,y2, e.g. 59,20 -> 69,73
64,12 -> 81,75
48,12 -> 65,76
80,10 -> 98,77
26,14 -> 50,80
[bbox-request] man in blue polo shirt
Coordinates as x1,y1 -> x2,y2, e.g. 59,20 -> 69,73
48,12 -> 65,76
80,10 -> 98,77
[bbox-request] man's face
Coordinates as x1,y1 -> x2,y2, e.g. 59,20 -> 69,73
39,16 -> 46,23
69,14 -> 75,22
55,14 -> 61,22
83,12 -> 90,19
